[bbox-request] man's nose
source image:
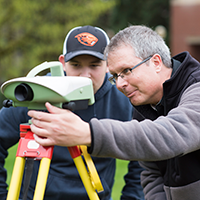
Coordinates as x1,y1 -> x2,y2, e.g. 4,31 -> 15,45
80,68 -> 91,77
116,76 -> 128,90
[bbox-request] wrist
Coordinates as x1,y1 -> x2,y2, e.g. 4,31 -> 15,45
83,122 -> 92,147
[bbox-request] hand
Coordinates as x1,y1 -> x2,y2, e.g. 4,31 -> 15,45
28,102 -> 91,147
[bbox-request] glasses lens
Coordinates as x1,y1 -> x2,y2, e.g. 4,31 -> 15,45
108,77 -> 116,85
120,69 -> 132,79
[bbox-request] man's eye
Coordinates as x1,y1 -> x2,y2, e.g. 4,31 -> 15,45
90,64 -> 99,68
122,68 -> 131,75
71,64 -> 80,67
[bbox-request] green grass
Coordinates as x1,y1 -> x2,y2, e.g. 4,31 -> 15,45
5,144 -> 129,199
111,159 -> 129,200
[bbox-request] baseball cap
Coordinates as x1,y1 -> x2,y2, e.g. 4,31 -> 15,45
63,25 -> 110,62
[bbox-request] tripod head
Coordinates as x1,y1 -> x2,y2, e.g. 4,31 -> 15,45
1,61 -> 95,110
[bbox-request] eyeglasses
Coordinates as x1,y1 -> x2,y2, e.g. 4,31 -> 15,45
108,55 -> 153,85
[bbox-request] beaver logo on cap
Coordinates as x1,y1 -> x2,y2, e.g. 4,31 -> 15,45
75,32 -> 98,46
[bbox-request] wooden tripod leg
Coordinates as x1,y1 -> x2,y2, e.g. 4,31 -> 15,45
73,156 -> 100,200
6,157 -> 26,200
33,157 -> 51,200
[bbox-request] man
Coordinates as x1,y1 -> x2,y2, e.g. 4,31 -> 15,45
29,25 -> 200,200
0,25 -> 144,200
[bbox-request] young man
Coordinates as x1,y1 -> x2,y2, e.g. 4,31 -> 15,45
29,25 -> 200,200
0,26 -> 144,200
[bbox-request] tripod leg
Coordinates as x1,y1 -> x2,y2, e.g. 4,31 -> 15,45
33,157 -> 51,200
6,157 -> 25,200
73,156 -> 100,200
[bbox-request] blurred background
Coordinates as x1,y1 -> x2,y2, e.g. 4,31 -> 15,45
1,0 -> 200,199
1,0 -> 200,102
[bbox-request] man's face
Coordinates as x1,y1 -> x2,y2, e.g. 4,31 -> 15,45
108,45 -> 163,106
62,55 -> 108,94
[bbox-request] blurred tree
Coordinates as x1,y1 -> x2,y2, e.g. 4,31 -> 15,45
0,0 -> 116,82
96,0 -> 170,43
0,0 -> 116,107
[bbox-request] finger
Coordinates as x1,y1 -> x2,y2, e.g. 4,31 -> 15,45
30,124 -> 49,138
45,102 -> 68,114
28,103 -> 71,121
28,110 -> 52,122
33,134 -> 53,146
31,118 -> 50,129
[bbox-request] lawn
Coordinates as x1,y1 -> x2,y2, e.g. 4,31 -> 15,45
5,144 -> 129,200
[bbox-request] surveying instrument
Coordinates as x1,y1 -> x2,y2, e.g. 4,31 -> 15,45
1,61 -> 103,200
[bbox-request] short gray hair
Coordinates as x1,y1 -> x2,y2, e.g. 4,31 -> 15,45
104,25 -> 172,68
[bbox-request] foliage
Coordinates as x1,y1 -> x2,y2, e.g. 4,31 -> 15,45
0,0 -> 116,83
96,0 -> 170,43
110,0 -> 169,29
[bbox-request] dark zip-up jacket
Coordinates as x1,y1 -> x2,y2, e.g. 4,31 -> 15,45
0,73 -> 144,200
89,52 -> 200,200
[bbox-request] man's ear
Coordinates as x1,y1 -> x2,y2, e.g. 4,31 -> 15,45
152,54 -> 162,73
58,55 -> 66,71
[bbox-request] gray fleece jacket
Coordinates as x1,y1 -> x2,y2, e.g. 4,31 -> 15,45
89,52 -> 200,200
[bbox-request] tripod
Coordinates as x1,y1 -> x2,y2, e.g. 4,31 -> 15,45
6,124 -> 103,200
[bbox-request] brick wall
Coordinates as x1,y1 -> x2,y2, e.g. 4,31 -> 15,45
170,0 -> 200,60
